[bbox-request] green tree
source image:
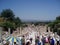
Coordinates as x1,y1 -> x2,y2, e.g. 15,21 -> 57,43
56,16 -> 60,20
0,9 -> 15,21
0,9 -> 22,32
14,17 -> 22,28
56,28 -> 60,36
48,16 -> 60,36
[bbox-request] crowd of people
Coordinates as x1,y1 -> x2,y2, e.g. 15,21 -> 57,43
1,25 -> 60,45
2,32 -> 60,45
20,33 -> 60,45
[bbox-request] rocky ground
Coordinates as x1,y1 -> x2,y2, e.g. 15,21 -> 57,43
12,25 -> 49,37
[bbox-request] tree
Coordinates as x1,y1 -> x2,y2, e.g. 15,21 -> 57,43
48,16 -> 60,36
57,28 -> 60,36
0,9 -> 22,32
0,9 -> 15,21
14,17 -> 22,28
56,16 -> 60,20
53,20 -> 60,24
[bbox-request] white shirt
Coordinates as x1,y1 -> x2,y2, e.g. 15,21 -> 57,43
3,41 -> 6,44
9,42 -> 12,45
56,38 -> 59,41
26,39 -> 31,43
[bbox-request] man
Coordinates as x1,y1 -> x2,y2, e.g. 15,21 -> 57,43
21,35 -> 25,45
42,36 -> 45,45
35,36 -> 41,45
30,38 -> 33,44
50,38 -> 54,45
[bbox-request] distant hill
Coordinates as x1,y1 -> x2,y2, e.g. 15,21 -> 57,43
21,19 -> 53,23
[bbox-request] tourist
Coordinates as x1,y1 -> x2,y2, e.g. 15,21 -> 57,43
40,34 -> 43,45
14,42 -> 17,45
42,36 -> 45,45
9,42 -> 12,45
45,36 -> 49,45
21,35 -> 25,45
59,36 -> 60,45
26,42 -> 31,45
35,36 -> 41,45
30,38 -> 33,44
3,40 -> 6,45
56,37 -> 59,45
48,36 -> 51,43
38,41 -> 41,45
59,39 -> 60,45
26,39 -> 31,45
4,41 -> 9,45
50,37 -> 54,45
35,36 -> 39,45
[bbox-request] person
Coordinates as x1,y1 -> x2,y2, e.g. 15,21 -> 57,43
59,39 -> 60,45
4,41 -> 9,45
50,38 -> 54,45
26,39 -> 31,45
35,36 -> 41,45
56,37 -> 59,45
38,41 -> 41,45
35,36 -> 39,45
48,36 -> 51,43
38,37 -> 41,45
26,42 -> 30,45
53,37 -> 56,45
30,38 -> 33,44
3,40 -> 6,45
14,42 -> 17,45
46,30 -> 48,32
45,37 -> 48,43
9,42 -> 12,45
21,35 -> 25,45
42,36 -> 45,45
45,37 -> 49,45
16,42 -> 19,45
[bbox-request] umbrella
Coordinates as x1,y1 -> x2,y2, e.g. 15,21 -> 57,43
5,36 -> 11,41
6,36 -> 20,43
9,37 -> 16,43
16,37 -> 22,45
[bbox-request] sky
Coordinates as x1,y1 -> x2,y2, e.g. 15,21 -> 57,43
0,0 -> 60,21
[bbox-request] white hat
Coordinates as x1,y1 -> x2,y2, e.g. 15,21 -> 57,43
26,40 -> 31,43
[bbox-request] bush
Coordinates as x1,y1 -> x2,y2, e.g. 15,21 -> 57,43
57,28 -> 60,36
53,28 -> 57,33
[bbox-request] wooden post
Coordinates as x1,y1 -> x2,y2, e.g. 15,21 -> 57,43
0,27 -> 3,45
20,27 -> 21,36
8,28 -> 10,36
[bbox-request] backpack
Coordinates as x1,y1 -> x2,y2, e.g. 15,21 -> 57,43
21,38 -> 25,43
35,39 -> 39,44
